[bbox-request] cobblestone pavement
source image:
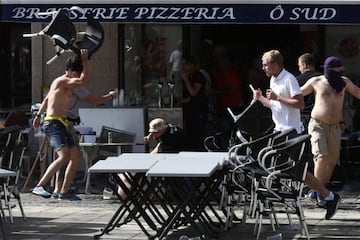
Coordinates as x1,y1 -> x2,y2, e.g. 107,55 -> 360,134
3,180 -> 360,240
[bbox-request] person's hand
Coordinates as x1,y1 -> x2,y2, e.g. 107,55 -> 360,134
340,122 -> 346,133
144,133 -> 153,145
182,71 -> 189,82
266,89 -> 278,100
33,116 -> 40,129
80,49 -> 89,61
109,90 -> 117,99
254,89 -> 262,100
144,135 -> 150,145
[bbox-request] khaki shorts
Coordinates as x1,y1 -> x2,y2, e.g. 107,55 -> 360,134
308,118 -> 341,162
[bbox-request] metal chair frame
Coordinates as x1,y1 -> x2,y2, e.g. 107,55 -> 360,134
0,126 -> 27,223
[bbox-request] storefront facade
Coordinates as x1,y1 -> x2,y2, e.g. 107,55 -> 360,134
2,0 -> 360,132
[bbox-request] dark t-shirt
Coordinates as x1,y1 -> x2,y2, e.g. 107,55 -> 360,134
296,70 -> 321,113
183,70 -> 208,116
156,125 -> 187,153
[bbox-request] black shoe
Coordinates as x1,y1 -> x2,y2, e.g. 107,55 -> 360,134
325,193 -> 340,220
58,192 -> 81,201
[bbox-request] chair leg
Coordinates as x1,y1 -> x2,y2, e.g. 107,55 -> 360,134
255,201 -> 264,240
266,201 -> 277,232
285,203 -> 293,227
17,199 -> 26,221
253,206 -> 259,235
219,176 -> 227,208
85,172 -> 91,194
0,198 -> 6,223
12,187 -> 26,221
241,200 -> 248,225
224,194 -> 235,230
251,181 -> 259,219
0,214 -> 7,240
297,199 -> 310,239
2,184 -> 13,224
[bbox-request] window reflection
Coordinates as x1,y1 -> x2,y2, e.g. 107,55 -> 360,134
123,24 -> 182,107
124,24 -> 142,105
10,25 -> 31,108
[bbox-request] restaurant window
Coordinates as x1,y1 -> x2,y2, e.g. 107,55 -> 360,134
0,23 -> 31,108
123,24 -> 182,107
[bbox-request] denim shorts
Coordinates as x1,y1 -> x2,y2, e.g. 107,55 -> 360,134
42,120 -> 75,151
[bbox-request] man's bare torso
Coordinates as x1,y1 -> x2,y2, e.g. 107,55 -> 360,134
311,76 -> 345,125
46,74 -> 73,118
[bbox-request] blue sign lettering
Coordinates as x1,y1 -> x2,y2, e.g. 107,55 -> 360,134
0,4 -> 358,23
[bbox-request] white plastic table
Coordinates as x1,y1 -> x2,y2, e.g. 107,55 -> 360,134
89,152 -> 229,240
89,153 -> 171,239
80,142 -> 135,194
146,153 -> 228,239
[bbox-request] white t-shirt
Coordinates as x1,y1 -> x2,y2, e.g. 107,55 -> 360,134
68,87 -> 90,119
269,69 -> 304,134
169,49 -> 182,72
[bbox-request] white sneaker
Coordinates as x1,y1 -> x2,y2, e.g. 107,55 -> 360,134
32,186 -> 51,198
103,188 -> 116,200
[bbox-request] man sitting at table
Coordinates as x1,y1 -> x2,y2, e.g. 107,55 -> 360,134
144,118 -> 187,153
117,118 -> 187,200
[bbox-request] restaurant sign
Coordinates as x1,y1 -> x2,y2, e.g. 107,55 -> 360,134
1,4 -> 360,24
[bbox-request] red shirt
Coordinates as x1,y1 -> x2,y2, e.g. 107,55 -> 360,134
213,69 -> 244,109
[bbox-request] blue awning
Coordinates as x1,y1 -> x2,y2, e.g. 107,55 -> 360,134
1,3 -> 360,24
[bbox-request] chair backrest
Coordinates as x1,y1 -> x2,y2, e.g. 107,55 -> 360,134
239,131 -> 280,160
43,9 -> 76,50
70,13 -> 105,58
98,126 -> 136,157
0,126 -> 24,157
229,131 -> 280,168
262,134 -> 311,180
7,145 -> 26,185
235,101 -> 275,137
4,111 -> 29,128
0,127 -> 26,184
271,128 -> 297,146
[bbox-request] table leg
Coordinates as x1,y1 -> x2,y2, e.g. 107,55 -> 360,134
156,170 -> 226,240
82,146 -> 99,194
111,173 -> 158,237
0,214 -> 6,240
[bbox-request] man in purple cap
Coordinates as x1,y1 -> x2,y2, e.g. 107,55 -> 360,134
301,56 -> 360,219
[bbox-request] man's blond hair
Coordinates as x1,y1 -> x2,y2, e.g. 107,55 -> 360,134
262,49 -> 283,68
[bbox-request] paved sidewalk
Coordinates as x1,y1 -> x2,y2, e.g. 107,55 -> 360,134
3,181 -> 360,240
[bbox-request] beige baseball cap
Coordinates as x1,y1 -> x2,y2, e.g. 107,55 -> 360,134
149,118 -> 167,133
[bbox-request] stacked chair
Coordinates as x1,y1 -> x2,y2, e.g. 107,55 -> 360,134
252,134 -> 311,240
223,130 -> 280,229
220,126 -> 311,240
0,125 -> 27,223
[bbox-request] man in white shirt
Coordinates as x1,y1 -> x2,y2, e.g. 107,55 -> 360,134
254,50 -> 340,220
254,49 -> 304,134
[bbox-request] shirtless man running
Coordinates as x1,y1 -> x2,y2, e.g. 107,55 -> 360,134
32,49 -> 91,200
302,56 -> 360,219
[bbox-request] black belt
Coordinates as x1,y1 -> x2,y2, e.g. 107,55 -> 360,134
67,117 -> 81,125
